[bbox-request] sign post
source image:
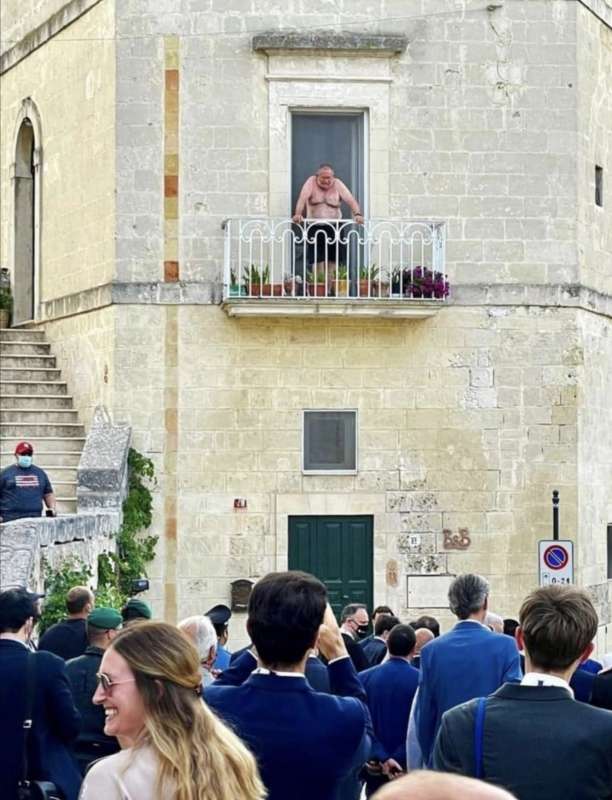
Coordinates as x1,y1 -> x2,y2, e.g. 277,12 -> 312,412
538,539 -> 574,586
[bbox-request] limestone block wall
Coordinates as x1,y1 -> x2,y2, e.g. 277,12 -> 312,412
0,0 -> 115,301
576,3 -> 612,296
172,304 -> 585,631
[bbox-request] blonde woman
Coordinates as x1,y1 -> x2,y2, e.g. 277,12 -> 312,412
79,621 -> 265,800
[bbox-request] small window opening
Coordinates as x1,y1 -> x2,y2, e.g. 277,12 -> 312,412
303,410 -> 357,473
595,165 -> 603,207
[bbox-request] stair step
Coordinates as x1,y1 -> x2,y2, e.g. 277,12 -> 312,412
0,355 -> 57,368
0,342 -> 51,355
0,368 -> 62,381
0,410 -> 80,424
1,381 -> 68,396
0,423 -> 85,437
0,329 -> 46,342
0,395 -> 74,409
0,451 -> 83,466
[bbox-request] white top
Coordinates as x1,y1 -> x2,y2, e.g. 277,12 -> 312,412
521,671 -> 573,697
79,744 -> 175,800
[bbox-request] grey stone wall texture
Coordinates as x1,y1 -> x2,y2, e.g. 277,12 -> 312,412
0,0 -> 610,649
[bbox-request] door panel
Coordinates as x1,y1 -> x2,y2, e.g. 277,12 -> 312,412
288,515 -> 373,620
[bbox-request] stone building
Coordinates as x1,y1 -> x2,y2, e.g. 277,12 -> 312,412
1,0 -> 611,649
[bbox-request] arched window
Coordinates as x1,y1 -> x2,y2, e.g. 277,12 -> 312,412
12,99 -> 42,324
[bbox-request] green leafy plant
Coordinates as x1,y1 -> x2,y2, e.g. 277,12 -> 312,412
243,264 -> 270,288
359,264 -> 379,281
38,557 -> 92,634
306,268 -> 327,283
0,286 -> 12,312
333,265 -> 348,280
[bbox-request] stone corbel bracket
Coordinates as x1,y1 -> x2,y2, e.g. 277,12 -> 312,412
77,406 -> 131,514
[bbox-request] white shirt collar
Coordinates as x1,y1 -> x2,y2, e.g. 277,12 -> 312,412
0,634 -> 28,648
521,671 -> 573,697
253,667 -> 305,678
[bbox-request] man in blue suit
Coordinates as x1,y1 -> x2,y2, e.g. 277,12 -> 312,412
360,614 -> 400,668
205,570 -> 371,800
413,573 -> 522,766
360,624 -> 419,796
0,588 -> 82,800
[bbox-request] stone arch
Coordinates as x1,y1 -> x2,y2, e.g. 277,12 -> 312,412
11,98 -> 43,324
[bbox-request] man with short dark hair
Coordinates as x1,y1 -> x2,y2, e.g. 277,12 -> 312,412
361,624 -> 419,796
0,588 -> 81,800
38,585 -> 94,660
434,585 -> 612,799
65,607 -> 122,773
412,574 -> 521,766
361,615 -> 400,667
340,602 -> 370,672
205,571 -> 371,800
412,615 -> 440,639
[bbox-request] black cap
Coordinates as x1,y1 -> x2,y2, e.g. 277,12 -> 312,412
205,604 -> 232,626
0,587 -> 44,631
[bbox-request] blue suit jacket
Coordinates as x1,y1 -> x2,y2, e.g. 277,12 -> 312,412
216,649 -> 331,693
415,621 -> 522,765
205,656 -> 371,800
360,637 -> 387,668
0,640 -> 82,800
360,657 -> 419,767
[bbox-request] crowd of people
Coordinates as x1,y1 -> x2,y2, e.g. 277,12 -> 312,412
1,572 -> 612,800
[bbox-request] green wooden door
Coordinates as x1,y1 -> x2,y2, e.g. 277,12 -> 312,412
288,516 -> 373,620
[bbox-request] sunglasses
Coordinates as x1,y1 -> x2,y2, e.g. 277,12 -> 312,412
96,672 -> 136,693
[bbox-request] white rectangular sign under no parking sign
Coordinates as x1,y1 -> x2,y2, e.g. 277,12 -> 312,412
538,539 -> 574,586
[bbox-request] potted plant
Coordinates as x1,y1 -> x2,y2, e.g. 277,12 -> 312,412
408,266 -> 450,299
358,264 -> 379,297
242,265 -> 283,297
229,269 -> 247,297
331,265 -> 349,297
0,281 -> 11,329
306,268 -> 328,297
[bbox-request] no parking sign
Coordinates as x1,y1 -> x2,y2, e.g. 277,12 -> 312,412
538,540 -> 574,586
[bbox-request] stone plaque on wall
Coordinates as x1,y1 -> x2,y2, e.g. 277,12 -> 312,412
407,575 -> 454,609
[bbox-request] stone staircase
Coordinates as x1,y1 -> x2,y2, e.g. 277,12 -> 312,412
0,328 -> 86,514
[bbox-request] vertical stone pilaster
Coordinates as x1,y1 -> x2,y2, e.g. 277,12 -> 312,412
164,36 -> 179,282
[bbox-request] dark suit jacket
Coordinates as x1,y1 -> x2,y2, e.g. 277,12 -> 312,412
592,670 -> 612,711
360,657 -> 419,766
342,631 -> 369,672
415,621 -> 522,765
433,683 -> 612,800
0,640 -> 82,800
38,618 -> 88,661
570,665 -> 595,703
215,650 -> 331,693
205,657 -> 371,800
360,637 -> 387,668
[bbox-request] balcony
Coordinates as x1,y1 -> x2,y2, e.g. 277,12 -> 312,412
222,218 -> 448,319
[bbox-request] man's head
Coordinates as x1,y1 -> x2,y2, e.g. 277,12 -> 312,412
315,164 -> 335,189
412,615 -> 440,638
86,607 -> 122,649
247,571 -> 327,669
14,441 -> 34,469
374,614 -> 401,640
414,627 -> 435,655
0,587 -> 42,638
503,617 -> 519,638
205,604 -> 231,646
448,574 -> 489,621
387,624 -> 416,659
66,586 -> 95,618
372,771 -> 515,800
518,585 -> 598,674
485,611 -> 504,633
340,603 -> 370,639
121,597 -> 152,626
372,605 -> 394,625
178,615 -> 217,673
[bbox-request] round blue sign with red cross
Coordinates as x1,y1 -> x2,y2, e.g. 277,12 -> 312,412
543,544 -> 569,571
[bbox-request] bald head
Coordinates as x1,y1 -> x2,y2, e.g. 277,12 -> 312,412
414,627 -> 435,654
372,772 -> 515,800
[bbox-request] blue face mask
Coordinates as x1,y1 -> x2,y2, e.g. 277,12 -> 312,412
18,455 -> 33,468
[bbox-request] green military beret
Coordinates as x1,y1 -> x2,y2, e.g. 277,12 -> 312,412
88,607 -> 123,630
122,598 -> 152,620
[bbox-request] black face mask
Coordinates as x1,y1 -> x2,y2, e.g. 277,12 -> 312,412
356,625 -> 369,639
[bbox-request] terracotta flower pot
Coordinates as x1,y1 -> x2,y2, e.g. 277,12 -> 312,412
358,280 -> 378,297
308,283 -> 327,297
259,284 -> 283,296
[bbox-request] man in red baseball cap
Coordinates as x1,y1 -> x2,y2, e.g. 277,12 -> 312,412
0,441 -> 56,523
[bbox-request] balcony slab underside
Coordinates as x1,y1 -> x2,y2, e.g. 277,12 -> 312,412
221,298 -> 443,319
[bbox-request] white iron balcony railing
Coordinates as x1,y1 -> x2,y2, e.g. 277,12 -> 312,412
222,218 -> 448,316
